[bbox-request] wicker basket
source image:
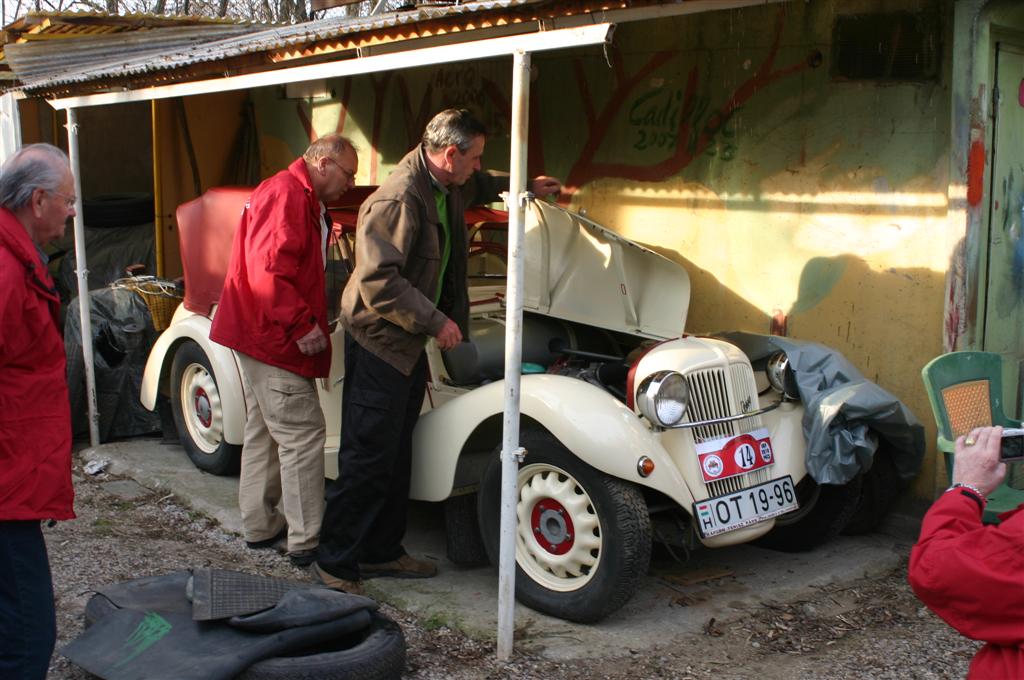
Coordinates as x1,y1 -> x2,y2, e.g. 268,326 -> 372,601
113,276 -> 183,331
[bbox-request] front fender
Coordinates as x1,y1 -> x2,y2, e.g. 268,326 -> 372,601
410,374 -> 691,505
140,307 -> 246,446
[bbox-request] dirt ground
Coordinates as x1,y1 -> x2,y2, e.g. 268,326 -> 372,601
46,456 -> 978,680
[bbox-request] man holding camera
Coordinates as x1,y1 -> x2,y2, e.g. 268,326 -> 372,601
908,425 -> 1024,679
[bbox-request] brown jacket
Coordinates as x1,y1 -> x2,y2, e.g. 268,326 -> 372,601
340,145 -> 506,375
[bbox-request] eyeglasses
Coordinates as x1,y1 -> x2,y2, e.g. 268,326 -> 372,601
48,189 -> 77,209
324,157 -> 357,182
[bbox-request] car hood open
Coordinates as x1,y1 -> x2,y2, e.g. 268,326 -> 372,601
522,200 -> 689,340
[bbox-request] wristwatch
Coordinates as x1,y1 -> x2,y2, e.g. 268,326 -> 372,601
946,482 -> 986,510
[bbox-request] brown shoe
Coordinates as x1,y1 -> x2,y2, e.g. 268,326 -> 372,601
311,562 -> 364,595
359,553 -> 438,579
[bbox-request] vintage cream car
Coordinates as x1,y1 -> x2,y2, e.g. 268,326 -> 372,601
141,188 -> 893,623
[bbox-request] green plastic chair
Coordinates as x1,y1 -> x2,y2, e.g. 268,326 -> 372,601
921,351 -> 1024,523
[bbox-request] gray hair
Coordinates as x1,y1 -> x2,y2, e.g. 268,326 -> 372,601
303,134 -> 357,162
0,143 -> 70,210
422,109 -> 488,154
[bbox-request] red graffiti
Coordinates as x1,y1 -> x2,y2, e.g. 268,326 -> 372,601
967,139 -> 986,207
335,78 -> 352,134
562,7 -> 808,200
296,102 -> 313,141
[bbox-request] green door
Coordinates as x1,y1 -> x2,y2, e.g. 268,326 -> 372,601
982,41 -> 1024,412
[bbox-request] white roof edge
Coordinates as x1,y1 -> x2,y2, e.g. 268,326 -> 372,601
46,22 -> 615,110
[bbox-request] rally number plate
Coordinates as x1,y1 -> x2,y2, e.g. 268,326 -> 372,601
695,428 -> 775,483
693,476 -> 798,538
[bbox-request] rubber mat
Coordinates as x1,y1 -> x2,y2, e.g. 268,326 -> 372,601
63,570 -> 379,680
62,605 -> 372,680
189,567 -> 314,620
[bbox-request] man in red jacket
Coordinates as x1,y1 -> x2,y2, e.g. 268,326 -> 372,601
0,143 -> 77,679
909,425 -> 1024,679
210,135 -> 357,567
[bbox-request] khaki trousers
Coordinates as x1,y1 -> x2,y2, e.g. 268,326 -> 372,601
236,353 -> 325,553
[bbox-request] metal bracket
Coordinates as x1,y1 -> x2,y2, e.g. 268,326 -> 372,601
517,191 -> 535,208
512,446 -> 526,463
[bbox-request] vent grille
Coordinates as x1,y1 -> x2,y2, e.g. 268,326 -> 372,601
707,468 -> 771,498
684,361 -> 768,500
831,11 -> 941,82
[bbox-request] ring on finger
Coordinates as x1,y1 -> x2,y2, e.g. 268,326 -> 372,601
965,436 -> 976,446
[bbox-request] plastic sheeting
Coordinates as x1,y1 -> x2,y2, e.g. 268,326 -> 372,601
717,332 -> 925,486
53,221 -> 156,299
65,286 -> 161,441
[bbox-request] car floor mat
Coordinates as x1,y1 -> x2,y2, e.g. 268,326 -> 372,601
189,567 -> 319,620
62,606 -> 373,680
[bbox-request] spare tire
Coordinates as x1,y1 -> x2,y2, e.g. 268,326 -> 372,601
83,193 -> 154,228
84,593 -> 406,680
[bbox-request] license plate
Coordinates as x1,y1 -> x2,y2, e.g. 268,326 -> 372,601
696,428 -> 775,483
693,476 -> 798,538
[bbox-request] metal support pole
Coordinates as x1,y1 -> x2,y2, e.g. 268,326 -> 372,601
66,108 -> 100,446
497,48 -> 531,662
151,100 -> 164,278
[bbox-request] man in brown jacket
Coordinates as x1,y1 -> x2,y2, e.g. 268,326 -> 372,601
313,109 -> 560,591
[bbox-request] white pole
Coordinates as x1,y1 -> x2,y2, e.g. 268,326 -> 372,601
66,108 -> 100,446
497,48 -> 530,662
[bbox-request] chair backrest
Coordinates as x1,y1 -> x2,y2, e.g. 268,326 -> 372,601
921,351 -> 1008,441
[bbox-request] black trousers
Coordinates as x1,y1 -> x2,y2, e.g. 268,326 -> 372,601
318,334 -> 427,580
0,520 -> 56,680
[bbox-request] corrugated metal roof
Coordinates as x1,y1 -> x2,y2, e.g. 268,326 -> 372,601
5,24 -> 266,85
9,0 -> 544,93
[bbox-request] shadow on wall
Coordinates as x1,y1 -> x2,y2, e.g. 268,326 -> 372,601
658,249 -> 946,500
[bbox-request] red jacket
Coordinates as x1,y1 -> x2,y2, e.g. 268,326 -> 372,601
0,208 -> 75,521
909,490 -> 1024,679
210,159 -> 330,378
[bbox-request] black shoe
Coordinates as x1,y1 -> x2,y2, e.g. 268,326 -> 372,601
288,549 -> 318,567
245,527 -> 287,551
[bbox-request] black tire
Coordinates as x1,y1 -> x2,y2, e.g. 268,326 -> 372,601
170,340 -> 241,475
84,594 -> 405,680
842,441 -> 903,535
83,193 -> 154,228
444,493 -> 488,566
477,432 -> 652,623
238,612 -> 405,680
755,474 -> 863,552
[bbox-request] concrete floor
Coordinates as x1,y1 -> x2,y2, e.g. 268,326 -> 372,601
79,438 -> 920,661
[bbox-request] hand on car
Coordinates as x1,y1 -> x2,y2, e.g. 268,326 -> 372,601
953,425 -> 1007,496
435,319 -> 463,351
296,325 -> 328,356
530,176 -> 562,199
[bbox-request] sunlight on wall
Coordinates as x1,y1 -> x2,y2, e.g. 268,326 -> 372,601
571,177 -> 951,319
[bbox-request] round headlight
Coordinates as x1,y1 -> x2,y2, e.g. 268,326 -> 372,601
766,351 -> 799,400
636,371 -> 690,427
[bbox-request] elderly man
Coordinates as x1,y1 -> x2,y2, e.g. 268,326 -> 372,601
211,135 -> 358,568
909,425 -> 1024,678
313,109 -> 560,591
0,143 -> 77,679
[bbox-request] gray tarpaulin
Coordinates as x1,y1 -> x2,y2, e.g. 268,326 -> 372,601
65,287 -> 161,441
717,332 -> 925,486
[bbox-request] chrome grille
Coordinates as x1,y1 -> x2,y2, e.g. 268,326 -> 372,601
685,368 -> 733,442
707,467 -> 770,497
685,361 -> 767,498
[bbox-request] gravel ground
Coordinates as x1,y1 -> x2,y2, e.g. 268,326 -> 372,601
47,456 -> 977,679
